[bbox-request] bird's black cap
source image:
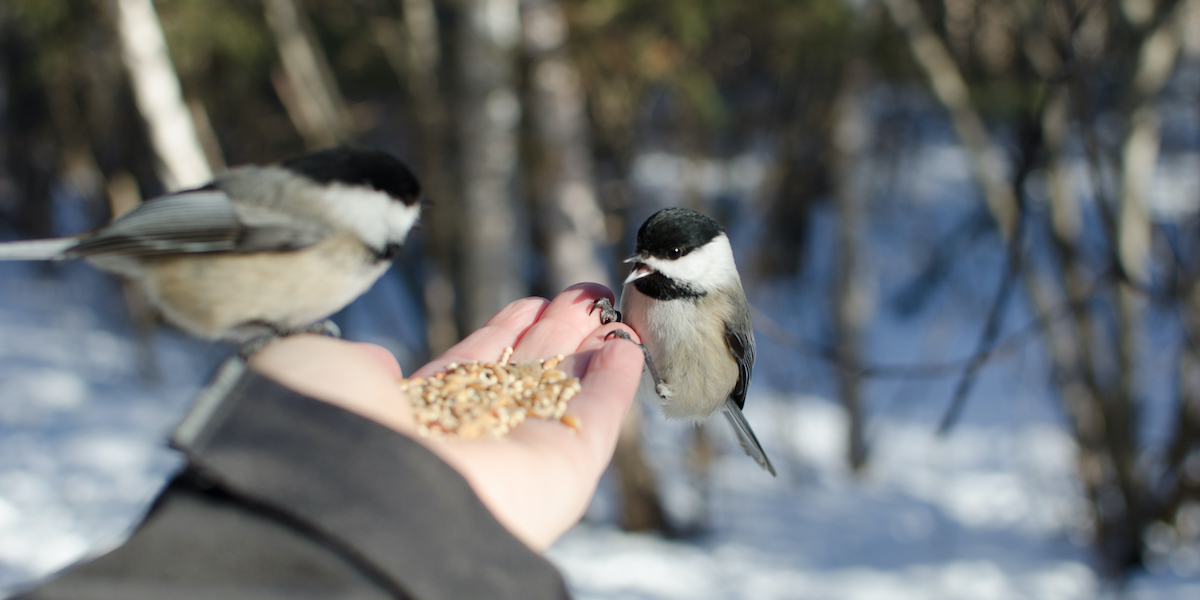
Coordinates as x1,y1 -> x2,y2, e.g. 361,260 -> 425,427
282,146 -> 422,205
636,207 -> 725,260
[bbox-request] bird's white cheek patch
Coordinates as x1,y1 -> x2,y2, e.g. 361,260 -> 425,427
323,184 -> 420,248
384,203 -> 421,244
651,234 -> 740,294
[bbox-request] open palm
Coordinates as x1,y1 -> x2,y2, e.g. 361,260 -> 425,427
248,282 -> 645,550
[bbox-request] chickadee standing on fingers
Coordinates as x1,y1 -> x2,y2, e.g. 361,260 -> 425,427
594,207 -> 775,476
0,146 -> 422,355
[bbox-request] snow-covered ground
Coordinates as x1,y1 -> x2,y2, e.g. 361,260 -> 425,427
1,252 -> 1198,599
554,395 -> 1200,599
0,259 -> 215,589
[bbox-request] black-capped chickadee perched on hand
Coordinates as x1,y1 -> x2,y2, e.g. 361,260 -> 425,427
594,207 -> 775,476
0,146 -> 422,355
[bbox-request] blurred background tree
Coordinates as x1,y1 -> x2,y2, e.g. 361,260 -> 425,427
2,0 -> 1200,580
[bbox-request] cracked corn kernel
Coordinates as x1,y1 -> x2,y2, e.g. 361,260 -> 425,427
398,347 -> 582,439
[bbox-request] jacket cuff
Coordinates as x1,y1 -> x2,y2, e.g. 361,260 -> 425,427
171,359 -> 569,600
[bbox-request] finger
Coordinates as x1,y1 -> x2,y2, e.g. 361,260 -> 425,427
509,338 -> 644,475
585,321 -> 642,350
512,283 -> 615,362
544,320 -> 642,381
413,297 -> 549,378
354,342 -> 403,378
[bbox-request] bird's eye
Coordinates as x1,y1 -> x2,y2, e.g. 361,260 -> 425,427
669,247 -> 682,259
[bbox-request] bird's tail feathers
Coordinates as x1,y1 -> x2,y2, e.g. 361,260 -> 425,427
721,399 -> 777,477
0,238 -> 79,261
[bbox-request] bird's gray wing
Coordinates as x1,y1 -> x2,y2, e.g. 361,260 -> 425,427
724,317 -> 756,410
67,188 -> 326,258
722,399 -> 776,476
723,307 -> 774,476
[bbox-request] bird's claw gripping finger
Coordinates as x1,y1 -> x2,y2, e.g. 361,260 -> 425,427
302,319 -> 342,339
590,297 -> 622,325
602,328 -> 667,398
604,328 -> 632,342
237,319 -> 341,359
238,335 -> 276,359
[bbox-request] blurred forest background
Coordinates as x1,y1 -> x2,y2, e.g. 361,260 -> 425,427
3,0 -> 1200,583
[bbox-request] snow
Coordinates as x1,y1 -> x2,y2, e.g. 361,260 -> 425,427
549,397 -> 1199,599
0,260 -> 211,591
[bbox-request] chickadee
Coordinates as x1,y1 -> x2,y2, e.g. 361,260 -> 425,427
0,146 -> 422,353
595,207 -> 775,476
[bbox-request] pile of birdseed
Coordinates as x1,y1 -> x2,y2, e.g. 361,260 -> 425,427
399,347 -> 583,439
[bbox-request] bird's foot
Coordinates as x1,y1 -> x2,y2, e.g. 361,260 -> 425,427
236,320 -> 341,359
603,328 -> 631,342
299,319 -> 341,338
590,297 -> 622,325
603,329 -> 666,397
237,335 -> 277,359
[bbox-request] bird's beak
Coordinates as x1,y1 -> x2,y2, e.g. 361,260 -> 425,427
623,254 -> 653,285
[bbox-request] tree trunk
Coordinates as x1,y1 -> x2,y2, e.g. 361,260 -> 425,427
113,0 -> 211,190
374,0 -> 462,354
455,0 -> 526,332
520,0 -> 610,293
611,404 -> 671,532
879,0 -> 1017,239
263,0 -> 353,149
830,61 -> 872,471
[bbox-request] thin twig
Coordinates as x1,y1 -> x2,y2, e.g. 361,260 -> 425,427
936,115 -> 1043,434
749,279 -> 1101,381
936,209 -> 1025,434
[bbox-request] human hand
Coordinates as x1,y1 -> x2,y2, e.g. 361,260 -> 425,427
248,283 -> 644,550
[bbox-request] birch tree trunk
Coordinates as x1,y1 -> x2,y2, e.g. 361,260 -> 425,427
1107,0 -> 1192,571
113,0 -> 211,190
1113,0 -> 1189,408
1116,0 -> 1187,287
1028,87 -> 1130,571
879,0 -> 1016,239
456,0 -> 526,332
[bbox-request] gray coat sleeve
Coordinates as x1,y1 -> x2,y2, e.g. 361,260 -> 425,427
10,361 -> 571,600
